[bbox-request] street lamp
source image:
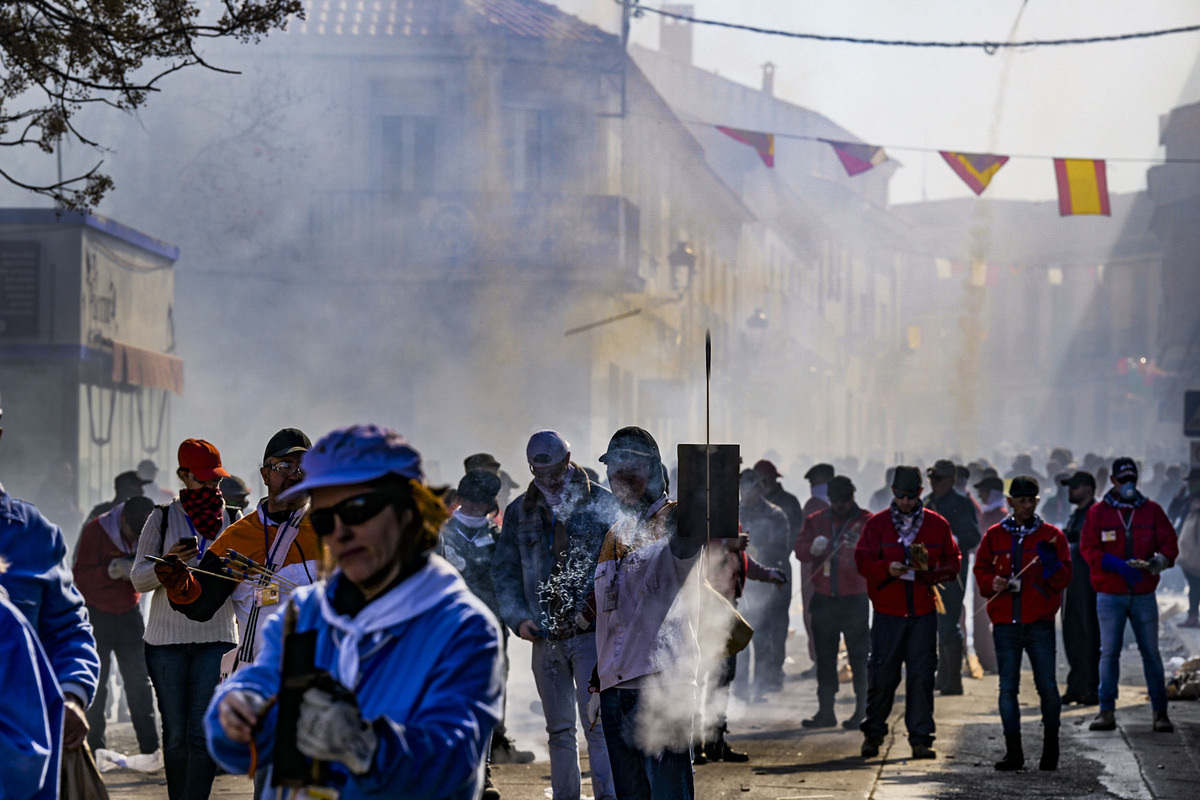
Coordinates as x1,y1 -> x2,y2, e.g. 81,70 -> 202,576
668,241 -> 695,294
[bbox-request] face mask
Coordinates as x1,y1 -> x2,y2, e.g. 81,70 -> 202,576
1118,481 -> 1137,500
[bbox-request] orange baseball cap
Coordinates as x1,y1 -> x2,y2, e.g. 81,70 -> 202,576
177,438 -> 231,482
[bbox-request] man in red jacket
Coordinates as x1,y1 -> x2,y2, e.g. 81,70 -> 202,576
854,466 -> 961,760
794,475 -> 872,729
1081,457 -> 1179,733
72,495 -> 160,754
974,476 -> 1071,772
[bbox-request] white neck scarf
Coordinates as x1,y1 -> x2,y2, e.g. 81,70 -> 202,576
534,465 -> 575,509
317,555 -> 462,688
452,508 -> 491,529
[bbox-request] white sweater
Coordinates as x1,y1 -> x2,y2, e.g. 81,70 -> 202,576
130,501 -> 238,647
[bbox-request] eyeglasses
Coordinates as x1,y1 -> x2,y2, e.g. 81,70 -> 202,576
529,461 -> 568,478
309,492 -> 395,536
266,461 -> 304,477
893,490 -> 921,500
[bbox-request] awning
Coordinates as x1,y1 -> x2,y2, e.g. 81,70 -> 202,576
111,340 -> 184,395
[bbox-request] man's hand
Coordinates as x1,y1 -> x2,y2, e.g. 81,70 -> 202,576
992,576 -> 1009,593
63,695 -> 89,750
765,568 -> 787,585
296,685 -> 378,776
517,619 -> 544,642
888,561 -> 909,577
107,557 -> 134,580
153,554 -> 201,602
1146,553 -> 1170,575
217,690 -> 268,744
810,536 -> 829,557
587,687 -> 601,728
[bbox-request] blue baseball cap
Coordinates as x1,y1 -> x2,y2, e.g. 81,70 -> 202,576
279,424 -> 423,500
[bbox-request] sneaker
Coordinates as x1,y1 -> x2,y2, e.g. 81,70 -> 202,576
1089,710 -> 1116,731
1153,710 -> 1174,733
490,734 -> 535,765
910,744 -> 937,760
861,736 -> 883,758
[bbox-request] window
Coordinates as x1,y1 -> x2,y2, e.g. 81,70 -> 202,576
381,115 -> 436,193
507,109 -> 554,192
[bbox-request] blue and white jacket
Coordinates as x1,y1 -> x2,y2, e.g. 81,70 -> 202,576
0,485 -> 100,707
206,555 -> 504,800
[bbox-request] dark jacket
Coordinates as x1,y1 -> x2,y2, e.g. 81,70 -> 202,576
924,488 -> 981,554
740,496 -> 792,569
764,483 -> 805,538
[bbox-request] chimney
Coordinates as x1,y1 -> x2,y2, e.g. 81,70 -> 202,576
762,62 -> 775,97
660,5 -> 694,65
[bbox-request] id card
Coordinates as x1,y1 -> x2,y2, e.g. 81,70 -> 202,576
1101,529 -> 1118,543
604,587 -> 619,612
255,586 -> 280,607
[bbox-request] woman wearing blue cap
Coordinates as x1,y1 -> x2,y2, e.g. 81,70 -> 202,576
205,424 -> 505,799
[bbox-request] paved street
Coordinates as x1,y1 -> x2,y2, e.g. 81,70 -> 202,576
99,590 -> 1200,799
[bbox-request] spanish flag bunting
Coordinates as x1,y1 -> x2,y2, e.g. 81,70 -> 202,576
716,126 -> 775,167
1054,158 -> 1111,216
822,139 -> 887,176
940,151 -> 1009,195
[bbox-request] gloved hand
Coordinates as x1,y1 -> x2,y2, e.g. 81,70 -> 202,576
1101,553 -> 1143,586
107,557 -> 134,580
153,554 -> 200,603
1036,540 -> 1063,579
810,536 -> 830,558
587,689 -> 601,729
1146,553 -> 1170,575
766,568 -> 787,585
296,684 -> 378,776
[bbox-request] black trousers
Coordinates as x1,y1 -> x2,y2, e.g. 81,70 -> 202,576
1062,544 -> 1100,699
85,606 -> 159,753
810,593 -> 869,712
862,611 -> 938,746
740,577 -> 790,691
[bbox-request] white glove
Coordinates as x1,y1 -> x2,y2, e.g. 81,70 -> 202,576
296,686 -> 378,776
810,536 -> 830,558
107,557 -> 134,580
1147,553 -> 1170,575
575,611 -> 591,630
587,690 -> 601,727
1007,578 -> 1022,593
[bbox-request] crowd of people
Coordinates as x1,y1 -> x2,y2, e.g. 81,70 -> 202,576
1,384 -> 1198,800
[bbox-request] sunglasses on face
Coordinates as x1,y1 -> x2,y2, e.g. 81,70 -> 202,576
266,461 -> 305,477
893,490 -> 921,500
309,492 -> 395,537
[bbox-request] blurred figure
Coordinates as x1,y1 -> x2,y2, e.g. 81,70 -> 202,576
0,390 -> 100,758
1082,457 -> 1178,734
465,452 -> 520,512
736,468 -> 793,701
974,476 -> 1070,772
492,431 -> 618,800
84,469 -> 151,525
36,458 -> 83,545
1174,471 -> 1200,629
798,463 -> 835,675
218,475 -> 252,515
924,460 -> 980,696
855,466 -> 961,761
1059,470 -> 1100,706
593,426 -> 704,799
1041,471 -> 1073,528
1006,453 -> 1045,484
868,467 -> 896,513
72,496 -> 160,755
793,475 -> 871,730
970,475 -> 1008,674
137,458 -> 177,504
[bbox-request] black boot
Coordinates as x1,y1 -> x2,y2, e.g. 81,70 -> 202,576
802,705 -> 838,728
1039,727 -> 1059,771
994,733 -> 1024,771
708,724 -> 749,762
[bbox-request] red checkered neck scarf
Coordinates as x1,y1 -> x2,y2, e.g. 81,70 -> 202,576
179,486 -> 226,540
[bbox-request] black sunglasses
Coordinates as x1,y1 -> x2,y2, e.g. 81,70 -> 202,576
893,490 -> 921,500
309,492 -> 396,537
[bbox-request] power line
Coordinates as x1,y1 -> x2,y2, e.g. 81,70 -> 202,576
633,4 -> 1200,51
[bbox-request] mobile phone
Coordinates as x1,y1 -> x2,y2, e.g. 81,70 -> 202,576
178,536 -> 198,550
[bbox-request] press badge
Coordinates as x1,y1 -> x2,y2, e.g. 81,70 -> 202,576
1101,529 -> 1118,543
255,585 -> 280,607
604,585 -> 619,612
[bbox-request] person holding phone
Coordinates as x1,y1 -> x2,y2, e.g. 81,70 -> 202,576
130,438 -> 238,800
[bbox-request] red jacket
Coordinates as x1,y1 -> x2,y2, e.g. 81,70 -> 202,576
974,519 -> 1071,624
794,506 -> 871,596
72,514 -> 140,614
854,508 -> 961,618
1081,495 -> 1178,595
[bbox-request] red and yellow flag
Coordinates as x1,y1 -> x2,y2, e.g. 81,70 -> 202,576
716,126 -> 775,167
940,151 -> 1009,195
1054,158 -> 1111,216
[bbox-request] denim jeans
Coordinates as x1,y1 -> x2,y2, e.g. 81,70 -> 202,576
861,611 -> 937,746
1096,592 -> 1168,712
993,620 -> 1061,734
145,641 -> 233,800
86,606 -> 159,753
531,634 -> 614,800
599,687 -> 694,800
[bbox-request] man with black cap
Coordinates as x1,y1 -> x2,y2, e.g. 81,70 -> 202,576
798,462 -> 835,676
794,475 -> 871,729
593,426 -> 704,798
84,469 -> 152,525
1059,470 -> 1100,706
924,459 -> 981,696
466,452 -> 521,512
855,466 -> 961,760
1081,456 -> 1179,733
974,476 -> 1071,771
492,430 -> 618,800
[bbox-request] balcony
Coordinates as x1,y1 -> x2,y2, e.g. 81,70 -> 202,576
309,191 -> 640,283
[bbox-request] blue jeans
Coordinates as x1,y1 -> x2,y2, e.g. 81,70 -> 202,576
531,634 -> 614,800
599,687 -> 693,800
145,641 -> 232,800
1096,592 -> 1167,712
993,620 -> 1061,734
861,611 -> 937,746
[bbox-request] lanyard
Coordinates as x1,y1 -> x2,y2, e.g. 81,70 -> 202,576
1120,508 -> 1136,559
256,501 -> 307,570
183,516 -> 209,557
